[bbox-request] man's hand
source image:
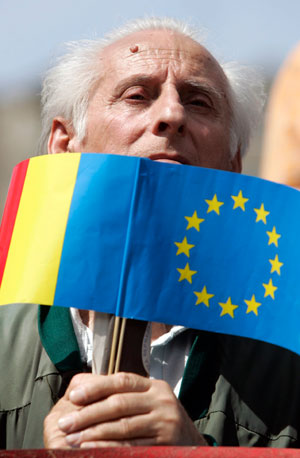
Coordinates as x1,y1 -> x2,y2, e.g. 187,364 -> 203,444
44,372 -> 208,448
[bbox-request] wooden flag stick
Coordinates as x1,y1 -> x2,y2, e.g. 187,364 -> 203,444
108,316 -> 121,375
114,318 -> 127,373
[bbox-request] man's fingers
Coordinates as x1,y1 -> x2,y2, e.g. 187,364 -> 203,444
59,391 -> 151,433
65,413 -> 156,446
43,398 -> 81,449
67,372 -> 150,405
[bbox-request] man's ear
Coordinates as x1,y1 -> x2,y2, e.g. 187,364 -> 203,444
47,118 -> 77,154
230,148 -> 242,173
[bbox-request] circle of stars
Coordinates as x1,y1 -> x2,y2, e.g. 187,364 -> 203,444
174,190 -> 283,319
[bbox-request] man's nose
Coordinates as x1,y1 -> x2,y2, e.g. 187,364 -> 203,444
150,89 -> 186,136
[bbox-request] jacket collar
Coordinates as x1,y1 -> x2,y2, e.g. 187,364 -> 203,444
38,305 -> 83,372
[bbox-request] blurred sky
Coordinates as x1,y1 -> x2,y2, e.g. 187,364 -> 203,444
0,0 -> 299,97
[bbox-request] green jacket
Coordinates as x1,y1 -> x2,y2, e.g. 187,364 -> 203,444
1,303 -> 300,449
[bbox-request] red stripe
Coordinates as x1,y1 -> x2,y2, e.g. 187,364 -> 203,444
0,159 -> 29,287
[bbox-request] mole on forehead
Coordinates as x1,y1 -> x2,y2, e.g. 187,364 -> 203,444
129,44 -> 139,53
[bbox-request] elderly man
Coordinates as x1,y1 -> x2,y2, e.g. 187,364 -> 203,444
41,19 -> 244,447
4,17 -> 298,450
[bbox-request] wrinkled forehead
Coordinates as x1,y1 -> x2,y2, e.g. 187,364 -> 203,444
100,29 -> 228,88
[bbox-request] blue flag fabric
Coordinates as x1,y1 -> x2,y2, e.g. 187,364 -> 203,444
53,153 -> 300,356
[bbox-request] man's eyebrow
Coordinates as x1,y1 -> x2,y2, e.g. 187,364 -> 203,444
182,79 -> 224,101
113,75 -> 155,94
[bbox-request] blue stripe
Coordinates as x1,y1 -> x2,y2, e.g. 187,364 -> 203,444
54,153 -> 140,312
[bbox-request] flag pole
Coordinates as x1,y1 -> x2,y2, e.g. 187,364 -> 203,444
108,316 -> 121,374
114,318 -> 127,373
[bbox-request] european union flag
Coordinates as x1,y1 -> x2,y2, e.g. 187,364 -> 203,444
108,156 -> 300,357
1,153 -> 300,356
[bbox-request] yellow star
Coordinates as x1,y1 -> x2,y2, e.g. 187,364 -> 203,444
269,254 -> 283,275
231,190 -> 249,211
219,297 -> 238,318
177,263 -> 197,284
262,278 -> 277,299
205,194 -> 224,215
254,203 -> 270,224
174,236 -> 195,258
244,294 -> 262,316
194,286 -> 214,307
185,211 -> 204,231
266,226 -> 281,247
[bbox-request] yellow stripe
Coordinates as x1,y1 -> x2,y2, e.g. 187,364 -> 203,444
0,153 -> 80,305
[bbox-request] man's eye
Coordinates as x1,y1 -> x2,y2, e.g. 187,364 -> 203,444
128,93 -> 145,100
123,88 -> 148,101
190,99 -> 210,107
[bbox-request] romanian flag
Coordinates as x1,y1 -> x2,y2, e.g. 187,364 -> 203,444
1,153 -> 300,355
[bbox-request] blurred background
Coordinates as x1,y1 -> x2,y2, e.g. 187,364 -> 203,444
1,0 -> 299,216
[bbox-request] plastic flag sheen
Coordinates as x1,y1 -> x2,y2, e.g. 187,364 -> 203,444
1,153 -> 300,355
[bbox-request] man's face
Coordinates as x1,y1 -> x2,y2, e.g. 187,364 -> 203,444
67,30 -> 240,171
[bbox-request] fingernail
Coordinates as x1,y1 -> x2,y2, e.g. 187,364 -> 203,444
69,386 -> 86,403
58,415 -> 74,432
66,432 -> 82,446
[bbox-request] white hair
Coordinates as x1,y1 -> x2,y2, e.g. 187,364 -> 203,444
39,16 -> 265,157
222,62 -> 265,157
